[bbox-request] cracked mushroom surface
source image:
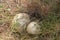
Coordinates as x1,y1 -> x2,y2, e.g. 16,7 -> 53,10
11,13 -> 30,33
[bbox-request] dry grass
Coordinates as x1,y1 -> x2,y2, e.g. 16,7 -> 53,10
0,0 -> 60,40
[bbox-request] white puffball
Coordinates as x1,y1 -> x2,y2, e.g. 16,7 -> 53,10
27,21 -> 41,34
13,13 -> 30,26
12,13 -> 30,33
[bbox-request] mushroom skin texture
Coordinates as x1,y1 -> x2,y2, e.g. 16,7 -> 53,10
11,13 -> 30,33
27,21 -> 41,34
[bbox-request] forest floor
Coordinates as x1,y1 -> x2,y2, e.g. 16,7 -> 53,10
0,0 -> 60,40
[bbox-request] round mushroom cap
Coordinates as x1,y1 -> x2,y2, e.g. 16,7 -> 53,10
13,13 -> 30,26
11,13 -> 30,33
27,21 -> 41,34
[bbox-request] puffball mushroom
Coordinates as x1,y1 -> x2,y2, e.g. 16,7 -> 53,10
11,13 -> 30,33
27,21 -> 41,34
